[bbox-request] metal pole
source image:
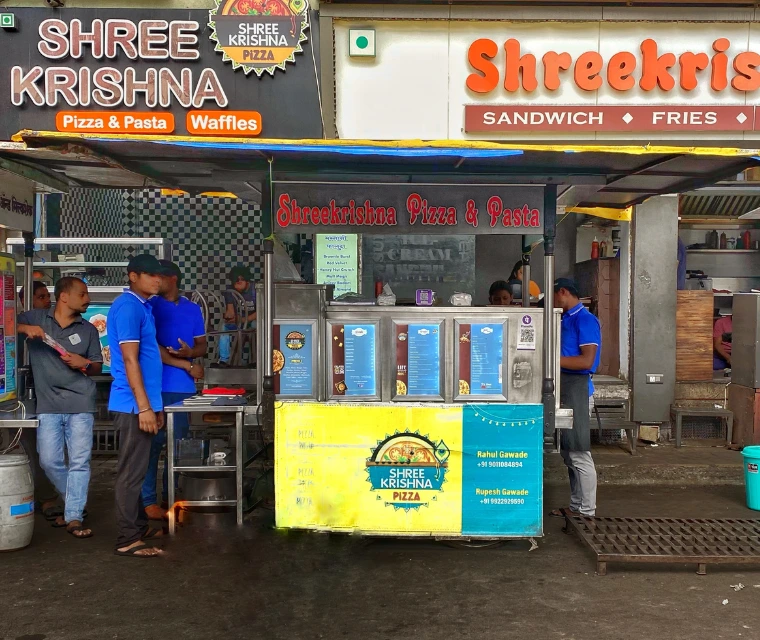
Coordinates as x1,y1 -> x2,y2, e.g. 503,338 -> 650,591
21,231 -> 35,402
521,238 -> 531,308
262,240 -> 274,383
542,185 -> 557,438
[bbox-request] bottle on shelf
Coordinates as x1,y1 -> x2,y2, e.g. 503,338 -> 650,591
743,229 -> 752,250
591,236 -> 600,259
709,230 -> 719,249
720,231 -> 727,249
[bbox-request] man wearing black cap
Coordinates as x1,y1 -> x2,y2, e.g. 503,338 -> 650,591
141,260 -> 206,521
218,265 -> 256,366
110,254 -> 165,558
551,278 -> 600,518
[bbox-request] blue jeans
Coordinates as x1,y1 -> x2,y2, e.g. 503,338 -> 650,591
218,323 -> 237,364
37,413 -> 94,523
140,391 -> 193,507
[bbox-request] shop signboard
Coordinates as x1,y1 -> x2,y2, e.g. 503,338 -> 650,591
275,183 -> 544,235
0,8 -> 322,140
276,402 -> 543,537
0,170 -> 34,233
334,20 -> 760,139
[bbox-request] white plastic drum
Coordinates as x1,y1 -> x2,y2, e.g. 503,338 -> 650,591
0,454 -> 34,551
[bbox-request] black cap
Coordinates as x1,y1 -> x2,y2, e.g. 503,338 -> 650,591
159,259 -> 182,283
127,254 -> 165,275
554,277 -> 580,297
229,265 -> 253,283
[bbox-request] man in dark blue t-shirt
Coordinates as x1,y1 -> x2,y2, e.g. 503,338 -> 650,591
142,260 -> 206,521
110,254 -> 165,558
551,278 -> 601,519
218,265 -> 256,366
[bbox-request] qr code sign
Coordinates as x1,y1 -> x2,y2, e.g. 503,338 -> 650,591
520,326 -> 535,343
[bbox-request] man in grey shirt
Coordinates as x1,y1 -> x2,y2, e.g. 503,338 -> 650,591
18,277 -> 103,538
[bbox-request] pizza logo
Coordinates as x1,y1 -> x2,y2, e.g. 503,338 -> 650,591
366,432 -> 449,510
285,331 -> 305,350
209,0 -> 309,77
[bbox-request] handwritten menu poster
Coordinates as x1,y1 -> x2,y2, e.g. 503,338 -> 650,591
273,323 -> 314,397
331,323 -> 377,397
458,323 -> 504,398
395,323 -> 442,399
315,234 -> 359,296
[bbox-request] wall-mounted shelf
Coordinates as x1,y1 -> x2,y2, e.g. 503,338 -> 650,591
686,249 -> 759,254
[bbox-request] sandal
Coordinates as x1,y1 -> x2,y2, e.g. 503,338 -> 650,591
114,542 -> 163,558
549,507 -> 580,518
142,527 -> 167,541
66,522 -> 93,539
41,505 -> 63,521
52,516 -> 68,528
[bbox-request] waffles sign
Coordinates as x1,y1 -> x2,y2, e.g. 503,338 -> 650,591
209,0 -> 309,76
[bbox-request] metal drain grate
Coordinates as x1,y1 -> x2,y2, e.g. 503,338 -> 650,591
563,514 -> 760,575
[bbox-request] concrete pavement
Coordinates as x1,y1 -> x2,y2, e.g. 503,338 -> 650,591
1,469 -> 759,640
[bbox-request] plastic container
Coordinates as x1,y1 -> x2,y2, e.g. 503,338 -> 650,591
720,232 -> 727,249
591,237 -> 599,259
0,454 -> 34,551
742,445 -> 760,511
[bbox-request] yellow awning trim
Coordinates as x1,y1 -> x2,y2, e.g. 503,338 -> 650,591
567,206 -> 633,222
11,130 -> 760,158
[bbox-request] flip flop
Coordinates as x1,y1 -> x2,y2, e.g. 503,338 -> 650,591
549,508 -> 579,518
41,505 -> 63,521
114,543 -> 163,558
142,527 -> 167,541
66,523 -> 93,539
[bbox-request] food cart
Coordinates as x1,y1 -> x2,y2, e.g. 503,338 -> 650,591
258,180 -> 568,541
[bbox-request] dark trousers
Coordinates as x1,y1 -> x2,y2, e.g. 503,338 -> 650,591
114,412 -> 154,548
20,427 -> 59,504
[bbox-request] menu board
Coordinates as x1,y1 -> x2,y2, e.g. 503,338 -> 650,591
82,304 -> 111,374
330,322 -> 378,398
0,256 -> 16,406
315,234 -> 359,296
457,322 -> 505,399
273,323 -> 315,397
395,322 -> 442,399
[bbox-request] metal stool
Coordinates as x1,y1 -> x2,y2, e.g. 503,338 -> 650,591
670,406 -> 734,448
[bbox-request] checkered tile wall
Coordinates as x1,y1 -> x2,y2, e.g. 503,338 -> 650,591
58,189 -> 266,291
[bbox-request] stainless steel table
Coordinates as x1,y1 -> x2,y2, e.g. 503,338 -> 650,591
165,398 -> 251,535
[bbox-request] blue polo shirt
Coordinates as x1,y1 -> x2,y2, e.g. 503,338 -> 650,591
149,295 -> 205,394
108,289 -> 163,413
560,302 -> 602,395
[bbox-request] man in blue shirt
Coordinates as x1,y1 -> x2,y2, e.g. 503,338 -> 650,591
110,254 -> 166,558
142,260 -> 206,521
217,265 -> 256,366
551,278 -> 601,518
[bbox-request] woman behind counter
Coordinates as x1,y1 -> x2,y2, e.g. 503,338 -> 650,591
488,280 -> 514,306
509,261 -> 541,299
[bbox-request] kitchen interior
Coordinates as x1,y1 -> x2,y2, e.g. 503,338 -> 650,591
679,174 -> 760,445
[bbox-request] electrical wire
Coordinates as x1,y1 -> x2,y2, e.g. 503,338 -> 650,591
0,401 -> 27,455
305,9 -> 326,139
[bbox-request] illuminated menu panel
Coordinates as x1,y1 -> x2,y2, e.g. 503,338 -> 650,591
330,323 -> 377,398
395,322 -> 442,399
457,322 -> 505,399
